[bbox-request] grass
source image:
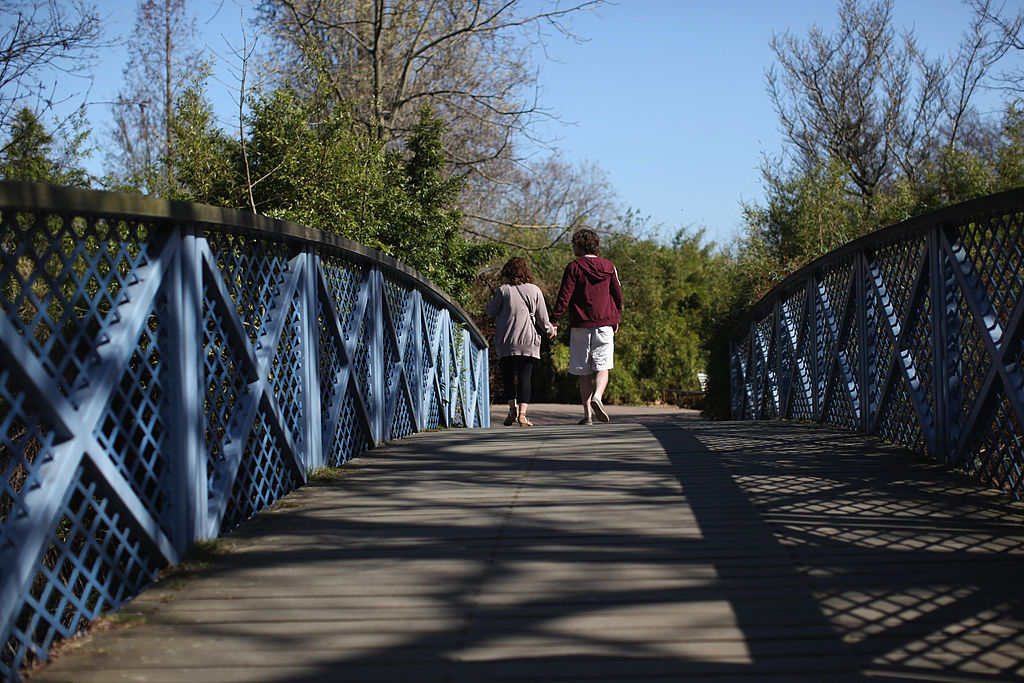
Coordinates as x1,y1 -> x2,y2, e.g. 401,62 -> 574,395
161,538 -> 234,581
94,611 -> 148,629
306,465 -> 359,483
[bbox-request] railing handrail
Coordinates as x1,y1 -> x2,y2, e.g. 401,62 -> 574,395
0,181 -> 486,347
732,186 -> 1024,334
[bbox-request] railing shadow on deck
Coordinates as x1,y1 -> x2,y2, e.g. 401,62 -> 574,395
0,181 -> 489,678
30,415 -> 1024,681
273,420 -> 1024,680
730,187 -> 1024,500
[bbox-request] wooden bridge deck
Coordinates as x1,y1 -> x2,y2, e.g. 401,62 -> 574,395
32,405 -> 1024,682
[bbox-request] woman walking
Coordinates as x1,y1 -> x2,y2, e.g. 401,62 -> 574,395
486,257 -> 556,426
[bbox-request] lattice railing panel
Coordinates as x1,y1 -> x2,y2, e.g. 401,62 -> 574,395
876,374 -> 926,455
219,404 -> 302,534
315,288 -> 348,461
351,316 -> 374,428
777,290 -> 799,416
320,255 -> 367,341
0,214 -> 157,404
867,261 -> 895,423
963,395 -> 1024,499
754,314 -> 777,419
732,189 -> 1024,500
4,459 -> 164,675
421,299 -> 443,428
269,291 -> 306,453
875,235 -> 926,326
205,232 -> 289,348
0,183 -> 487,679
383,317 -> 401,426
328,384 -> 372,467
0,368 -> 58,522
201,270 -> 256,485
904,286 -> 935,433
390,390 -> 415,442
93,287 -> 174,539
959,214 -> 1024,330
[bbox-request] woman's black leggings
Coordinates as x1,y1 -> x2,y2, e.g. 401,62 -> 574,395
500,355 -> 536,404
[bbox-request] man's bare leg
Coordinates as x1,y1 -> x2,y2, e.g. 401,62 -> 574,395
593,369 -> 609,403
579,373 -> 594,419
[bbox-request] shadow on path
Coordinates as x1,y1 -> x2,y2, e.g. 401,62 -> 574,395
32,406 -> 1024,682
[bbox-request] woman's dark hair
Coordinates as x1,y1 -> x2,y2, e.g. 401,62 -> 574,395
500,257 -> 533,285
572,228 -> 600,255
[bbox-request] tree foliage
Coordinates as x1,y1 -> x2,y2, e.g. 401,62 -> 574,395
767,0 -> 940,203
0,106 -> 90,185
254,0 -> 614,252
747,0 -> 1024,299
171,83 -> 497,306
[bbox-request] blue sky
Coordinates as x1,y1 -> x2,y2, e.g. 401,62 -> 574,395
533,0 -> 1013,245
84,1 -> 1018,246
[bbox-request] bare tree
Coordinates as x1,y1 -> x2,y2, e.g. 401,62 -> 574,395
966,0 -> 1024,97
255,0 -> 602,177
107,0 -> 202,193
938,0 -> 1023,154
767,0 -> 936,201
253,0 -> 614,253
461,154 -> 620,258
0,0 -> 102,155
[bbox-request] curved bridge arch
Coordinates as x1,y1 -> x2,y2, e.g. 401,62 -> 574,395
0,182 -> 489,677
731,187 -> 1024,499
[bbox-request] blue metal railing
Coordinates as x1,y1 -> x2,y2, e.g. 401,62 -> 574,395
731,188 -> 1024,500
0,182 -> 490,678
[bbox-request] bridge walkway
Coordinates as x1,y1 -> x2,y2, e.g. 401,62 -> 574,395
31,405 -> 1024,682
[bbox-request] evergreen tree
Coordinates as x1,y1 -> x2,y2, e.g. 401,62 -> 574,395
0,108 -> 91,186
170,85 -> 496,307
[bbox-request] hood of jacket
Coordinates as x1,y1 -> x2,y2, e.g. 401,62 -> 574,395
575,255 -> 616,283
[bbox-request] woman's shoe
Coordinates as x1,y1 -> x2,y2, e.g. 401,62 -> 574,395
517,415 -> 534,427
504,407 -> 517,426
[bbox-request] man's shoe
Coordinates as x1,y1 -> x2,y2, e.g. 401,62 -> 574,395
578,417 -> 593,425
591,398 -> 610,422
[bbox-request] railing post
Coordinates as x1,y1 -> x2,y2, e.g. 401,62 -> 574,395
169,227 -> 206,551
808,277 -> 820,421
930,225 -> 952,464
301,252 -> 324,471
370,267 -> 386,444
441,310 -> 452,427
411,290 -> 424,430
772,296 -> 781,418
855,252 -> 870,434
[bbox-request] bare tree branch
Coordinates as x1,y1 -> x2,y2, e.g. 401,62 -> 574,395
0,0 -> 103,143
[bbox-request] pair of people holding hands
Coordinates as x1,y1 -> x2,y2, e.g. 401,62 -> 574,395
486,229 -> 622,427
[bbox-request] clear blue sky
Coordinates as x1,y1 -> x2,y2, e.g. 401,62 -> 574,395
85,1 -> 1017,246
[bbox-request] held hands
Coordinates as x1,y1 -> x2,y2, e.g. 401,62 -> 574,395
549,324 -> 557,339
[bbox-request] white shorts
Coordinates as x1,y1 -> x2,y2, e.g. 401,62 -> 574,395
568,326 -> 615,375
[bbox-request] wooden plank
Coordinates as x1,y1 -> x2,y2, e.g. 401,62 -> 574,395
31,406 -> 1024,682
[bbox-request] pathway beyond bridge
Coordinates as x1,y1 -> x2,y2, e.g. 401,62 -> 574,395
31,405 -> 1024,681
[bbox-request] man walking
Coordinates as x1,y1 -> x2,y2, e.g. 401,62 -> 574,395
550,228 -> 623,425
